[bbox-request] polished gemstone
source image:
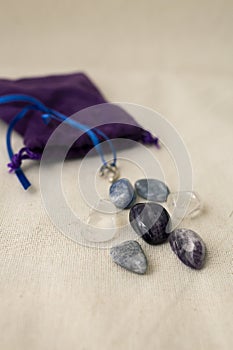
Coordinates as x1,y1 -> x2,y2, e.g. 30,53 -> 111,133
83,199 -> 117,243
110,240 -> 147,274
169,228 -> 206,269
167,191 -> 203,219
129,202 -> 171,245
109,178 -> 136,209
135,179 -> 170,202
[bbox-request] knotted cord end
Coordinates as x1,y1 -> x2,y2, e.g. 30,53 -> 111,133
141,130 -> 160,148
7,147 -> 41,173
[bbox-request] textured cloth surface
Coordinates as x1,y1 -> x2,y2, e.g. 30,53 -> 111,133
0,1 -> 233,350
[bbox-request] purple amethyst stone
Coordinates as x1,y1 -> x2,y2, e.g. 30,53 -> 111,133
129,202 -> 171,245
169,228 -> 206,269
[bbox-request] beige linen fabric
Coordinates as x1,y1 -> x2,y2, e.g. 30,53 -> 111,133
0,1 -> 233,349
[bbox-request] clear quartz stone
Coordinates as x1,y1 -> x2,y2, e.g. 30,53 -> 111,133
83,199 -> 118,243
167,191 -> 203,220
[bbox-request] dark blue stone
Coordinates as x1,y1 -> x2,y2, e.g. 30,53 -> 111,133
135,179 -> 170,202
169,228 -> 206,269
109,178 -> 136,209
129,202 -> 171,245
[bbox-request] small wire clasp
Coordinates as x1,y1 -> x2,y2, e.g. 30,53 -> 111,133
99,161 -> 120,183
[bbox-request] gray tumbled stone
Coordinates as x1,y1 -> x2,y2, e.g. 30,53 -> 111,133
135,178 -> 170,202
110,240 -> 147,274
169,228 -> 206,269
109,178 -> 136,209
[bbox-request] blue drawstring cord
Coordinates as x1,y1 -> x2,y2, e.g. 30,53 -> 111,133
0,94 -> 117,190
6,105 -> 37,189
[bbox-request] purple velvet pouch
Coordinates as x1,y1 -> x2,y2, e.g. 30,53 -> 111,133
0,72 -> 158,153
0,72 -> 159,188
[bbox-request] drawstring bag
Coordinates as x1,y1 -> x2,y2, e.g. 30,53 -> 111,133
0,72 -> 159,189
